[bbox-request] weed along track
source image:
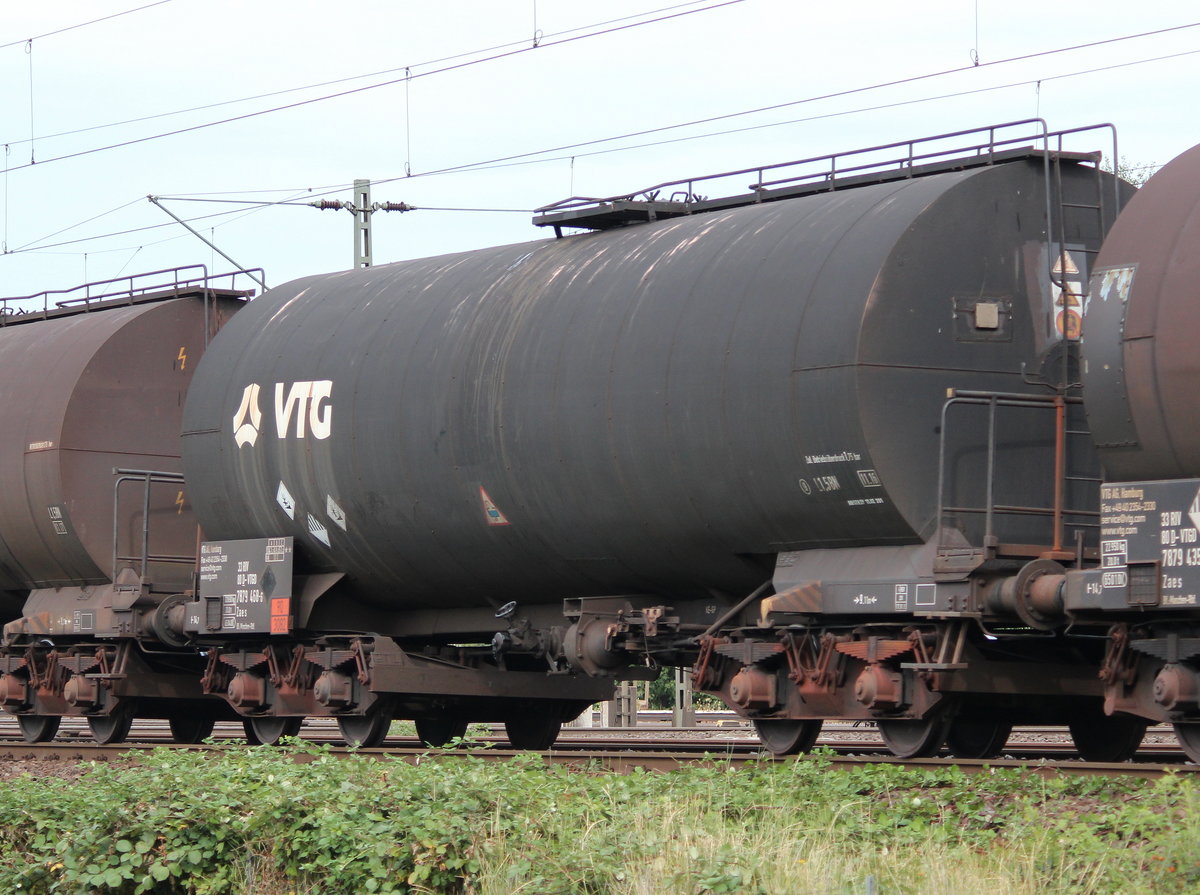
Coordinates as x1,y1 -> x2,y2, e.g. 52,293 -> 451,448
3,734 -> 1200,894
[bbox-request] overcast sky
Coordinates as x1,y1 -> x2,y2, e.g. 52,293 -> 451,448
1,0 -> 1196,303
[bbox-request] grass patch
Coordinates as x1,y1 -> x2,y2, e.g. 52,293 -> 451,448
1,744 -> 1197,893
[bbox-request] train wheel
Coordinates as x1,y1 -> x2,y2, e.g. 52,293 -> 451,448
338,706 -> 391,748
243,716 -> 303,746
88,706 -> 134,745
878,714 -> 953,759
504,715 -> 562,750
168,714 -> 215,744
945,718 -> 1013,759
17,714 -> 60,743
753,719 -> 823,756
414,717 -> 468,748
1173,723 -> 1200,763
1068,711 -> 1147,762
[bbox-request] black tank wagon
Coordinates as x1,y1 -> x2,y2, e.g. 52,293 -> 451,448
5,121 -> 1200,761
183,132 -> 1098,612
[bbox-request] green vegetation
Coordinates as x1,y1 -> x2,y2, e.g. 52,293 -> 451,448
1104,155 -> 1157,188
644,666 -> 722,711
1,743 -> 1198,894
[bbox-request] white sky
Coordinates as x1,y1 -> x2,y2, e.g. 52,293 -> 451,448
1,0 -> 1197,302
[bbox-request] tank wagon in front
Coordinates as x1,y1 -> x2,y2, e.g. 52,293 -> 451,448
5,121 -> 1200,760
174,119 -> 1143,757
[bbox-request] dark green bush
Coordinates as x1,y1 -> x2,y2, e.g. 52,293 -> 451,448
0,744 -> 1197,894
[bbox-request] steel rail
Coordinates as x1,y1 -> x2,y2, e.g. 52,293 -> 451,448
0,739 -> 1190,780
0,714 -> 1194,778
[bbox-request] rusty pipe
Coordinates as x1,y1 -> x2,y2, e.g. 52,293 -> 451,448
1053,394 -> 1066,554
986,560 -> 1066,630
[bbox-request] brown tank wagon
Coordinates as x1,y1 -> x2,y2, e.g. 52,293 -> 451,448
0,269 -> 250,743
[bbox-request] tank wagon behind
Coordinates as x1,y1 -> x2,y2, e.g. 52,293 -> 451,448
0,271 -> 251,744
0,281 -> 243,596
1081,141 -> 1200,482
1066,141 -> 1200,761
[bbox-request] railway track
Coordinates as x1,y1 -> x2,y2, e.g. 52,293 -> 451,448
0,717 -> 1194,778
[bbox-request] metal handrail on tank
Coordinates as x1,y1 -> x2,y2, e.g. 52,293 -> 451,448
750,118 -> 1054,194
534,121 -> 1127,294
111,468 -> 195,584
0,265 -> 263,324
537,118 -> 1082,214
934,390 -> 1101,565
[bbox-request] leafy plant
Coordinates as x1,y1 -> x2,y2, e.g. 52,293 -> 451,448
1,744 -> 1197,894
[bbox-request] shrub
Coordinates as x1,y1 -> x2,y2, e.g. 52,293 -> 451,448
0,744 -> 1196,894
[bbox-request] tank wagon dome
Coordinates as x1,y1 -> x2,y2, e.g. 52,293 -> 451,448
182,155 -> 1112,613
0,293 -> 242,592
1082,142 -> 1200,482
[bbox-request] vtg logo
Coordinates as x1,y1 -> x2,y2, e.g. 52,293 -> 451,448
233,381 -> 333,448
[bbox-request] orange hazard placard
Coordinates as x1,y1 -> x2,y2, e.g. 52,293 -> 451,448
270,597 -> 290,635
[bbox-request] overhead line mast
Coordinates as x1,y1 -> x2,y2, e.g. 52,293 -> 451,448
309,180 -> 413,269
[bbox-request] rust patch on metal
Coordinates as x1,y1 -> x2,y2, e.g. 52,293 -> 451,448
835,639 -> 913,663
760,583 -> 823,618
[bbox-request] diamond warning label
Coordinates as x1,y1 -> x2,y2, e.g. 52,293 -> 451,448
1189,487 -> 1200,533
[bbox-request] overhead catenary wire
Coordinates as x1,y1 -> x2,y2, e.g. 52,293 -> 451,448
9,40 -> 1196,259
0,1 -> 174,51
157,196 -> 531,213
0,0 -> 747,174
2,144 -> 8,252
360,29 -> 1200,191
11,206 -> 250,254
10,197 -> 144,253
3,12 -> 1193,179
8,196 -> 535,257
25,41 -> 34,164
143,24 -> 1200,205
2,8 -> 1190,196
971,0 -> 981,65
0,0 -> 727,150
459,45 -> 1200,176
216,41 -> 1200,205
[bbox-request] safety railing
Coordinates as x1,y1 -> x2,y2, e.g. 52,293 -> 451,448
0,265 -> 262,324
540,119 -> 1113,212
935,390 -> 1102,565
111,468 -> 195,584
